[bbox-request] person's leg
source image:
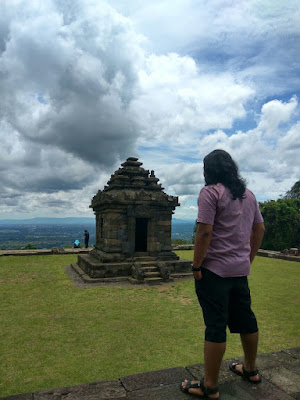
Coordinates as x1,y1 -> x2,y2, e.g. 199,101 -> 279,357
231,332 -> 260,382
241,331 -> 259,371
182,269 -> 229,397
228,277 -> 260,382
204,340 -> 226,387
182,340 -> 224,397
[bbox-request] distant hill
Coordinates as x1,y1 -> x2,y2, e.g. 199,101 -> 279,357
0,217 -> 195,249
172,218 -> 194,224
0,217 -> 95,225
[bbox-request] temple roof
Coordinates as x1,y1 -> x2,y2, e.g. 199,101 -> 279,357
103,157 -> 163,192
90,157 -> 179,209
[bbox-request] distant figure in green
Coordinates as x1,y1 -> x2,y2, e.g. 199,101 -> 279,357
84,230 -> 89,248
180,150 -> 265,399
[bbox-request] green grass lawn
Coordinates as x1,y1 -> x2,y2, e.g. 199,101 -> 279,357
0,252 -> 299,397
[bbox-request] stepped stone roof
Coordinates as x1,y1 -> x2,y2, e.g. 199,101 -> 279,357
104,157 -> 163,192
91,157 -> 179,208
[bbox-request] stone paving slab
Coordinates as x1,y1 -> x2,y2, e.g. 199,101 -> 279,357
36,381 -> 126,400
256,350 -> 299,370
2,395 -> 33,400
283,348 -> 300,359
235,379 -> 295,400
1,348 -> 300,400
285,359 -> 300,375
120,367 -> 193,392
125,383 -> 193,399
261,366 -> 300,398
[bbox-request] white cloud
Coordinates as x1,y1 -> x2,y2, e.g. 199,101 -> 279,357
258,96 -> 298,136
0,0 -> 299,219
0,0 -> 143,168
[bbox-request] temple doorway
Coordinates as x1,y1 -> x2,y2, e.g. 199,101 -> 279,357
135,218 -> 148,252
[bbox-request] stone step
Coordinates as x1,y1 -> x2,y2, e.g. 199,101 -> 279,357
127,277 -> 163,285
144,277 -> 163,282
140,266 -> 158,272
144,271 -> 160,278
132,256 -> 157,262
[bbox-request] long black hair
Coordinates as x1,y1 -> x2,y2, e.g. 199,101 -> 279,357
203,149 -> 246,200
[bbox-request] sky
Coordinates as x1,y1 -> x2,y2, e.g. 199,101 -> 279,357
0,0 -> 299,221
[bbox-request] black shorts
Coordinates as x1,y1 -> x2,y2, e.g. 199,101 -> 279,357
195,267 -> 258,343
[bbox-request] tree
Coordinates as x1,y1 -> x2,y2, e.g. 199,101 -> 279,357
283,180 -> 300,199
259,199 -> 300,251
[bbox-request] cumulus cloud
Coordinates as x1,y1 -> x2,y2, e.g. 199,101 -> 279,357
0,0 -> 142,168
132,53 -> 253,143
258,97 -> 298,136
113,0 -> 300,98
147,96 -> 299,206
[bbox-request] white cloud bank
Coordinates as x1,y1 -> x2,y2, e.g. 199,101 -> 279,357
0,0 -> 299,219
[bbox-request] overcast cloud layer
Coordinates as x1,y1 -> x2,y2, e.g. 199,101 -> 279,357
0,0 -> 299,220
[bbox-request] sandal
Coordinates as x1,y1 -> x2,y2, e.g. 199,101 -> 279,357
180,378 -> 219,399
229,363 -> 262,384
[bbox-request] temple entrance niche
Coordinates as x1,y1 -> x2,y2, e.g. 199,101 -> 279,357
135,218 -> 148,252
73,157 -> 191,284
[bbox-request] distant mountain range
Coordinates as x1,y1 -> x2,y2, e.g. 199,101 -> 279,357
0,217 -> 95,225
0,217 -> 194,225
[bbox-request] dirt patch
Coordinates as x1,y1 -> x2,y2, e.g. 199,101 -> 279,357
156,291 -> 193,305
156,282 -> 194,305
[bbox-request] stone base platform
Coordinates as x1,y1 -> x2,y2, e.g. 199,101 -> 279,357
1,348 -> 299,399
71,255 -> 192,285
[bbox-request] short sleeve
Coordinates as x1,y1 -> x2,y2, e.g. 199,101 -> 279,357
253,199 -> 264,224
197,186 -> 218,225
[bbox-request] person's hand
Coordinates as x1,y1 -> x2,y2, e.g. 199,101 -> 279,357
193,270 -> 203,280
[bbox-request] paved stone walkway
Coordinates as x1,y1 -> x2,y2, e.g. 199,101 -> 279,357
2,348 -> 299,399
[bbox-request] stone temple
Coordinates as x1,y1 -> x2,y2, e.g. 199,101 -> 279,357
72,157 -> 191,284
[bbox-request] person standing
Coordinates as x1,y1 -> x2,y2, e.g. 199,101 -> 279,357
84,229 -> 89,248
181,149 -> 265,399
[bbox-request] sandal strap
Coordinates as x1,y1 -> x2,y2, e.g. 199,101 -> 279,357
242,365 -> 259,377
200,378 -> 219,395
185,380 -> 200,389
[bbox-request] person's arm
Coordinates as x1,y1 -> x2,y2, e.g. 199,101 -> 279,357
250,222 -> 265,264
193,222 -> 213,280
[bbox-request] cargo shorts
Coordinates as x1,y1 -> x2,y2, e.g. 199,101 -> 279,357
195,267 -> 258,343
